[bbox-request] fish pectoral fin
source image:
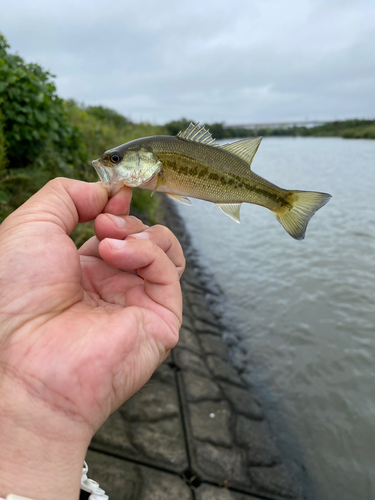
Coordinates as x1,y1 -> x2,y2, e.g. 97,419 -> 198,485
216,203 -> 241,223
177,122 -> 217,146
151,168 -> 165,197
166,193 -> 194,206
220,137 -> 262,168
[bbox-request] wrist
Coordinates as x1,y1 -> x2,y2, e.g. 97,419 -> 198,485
0,377 -> 90,500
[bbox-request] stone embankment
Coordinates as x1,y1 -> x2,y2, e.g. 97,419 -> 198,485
86,200 -> 303,500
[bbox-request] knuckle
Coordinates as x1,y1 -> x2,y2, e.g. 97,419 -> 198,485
46,177 -> 63,189
150,224 -> 169,236
127,215 -> 146,226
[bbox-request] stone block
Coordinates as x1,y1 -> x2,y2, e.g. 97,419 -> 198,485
219,382 -> 263,420
181,281 -> 199,294
85,450 -> 193,500
236,416 -> 281,466
184,289 -> 207,307
174,347 -> 210,376
181,268 -> 202,288
249,464 -> 300,499
192,441 -> 247,485
195,484 -> 259,500
131,417 -> 188,470
180,371 -> 221,401
119,373 -> 179,422
138,466 -> 193,500
194,319 -> 222,335
200,334 -> 229,360
178,325 -> 202,354
92,410 -> 138,456
85,449 -> 138,499
191,304 -> 218,326
206,355 -> 244,386
182,312 -> 194,331
188,400 -> 232,447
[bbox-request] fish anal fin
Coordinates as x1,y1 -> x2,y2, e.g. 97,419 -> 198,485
216,203 -> 241,223
220,137 -> 262,168
166,193 -> 194,206
177,122 -> 218,146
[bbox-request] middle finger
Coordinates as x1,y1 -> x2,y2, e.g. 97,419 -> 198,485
95,214 -> 148,241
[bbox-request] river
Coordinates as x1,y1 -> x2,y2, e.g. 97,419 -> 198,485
176,137 -> 375,500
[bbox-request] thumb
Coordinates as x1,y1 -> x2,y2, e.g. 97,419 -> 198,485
1,178 -> 109,236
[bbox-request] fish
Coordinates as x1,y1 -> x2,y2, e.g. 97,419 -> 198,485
92,122 -> 331,240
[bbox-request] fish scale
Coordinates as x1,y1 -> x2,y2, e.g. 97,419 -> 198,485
154,148 -> 287,210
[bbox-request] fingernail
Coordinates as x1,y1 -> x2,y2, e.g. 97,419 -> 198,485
130,232 -> 150,240
106,238 -> 127,249
106,214 -> 127,228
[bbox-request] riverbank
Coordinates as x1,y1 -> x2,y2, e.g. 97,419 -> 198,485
86,197 -> 304,500
250,119 -> 375,139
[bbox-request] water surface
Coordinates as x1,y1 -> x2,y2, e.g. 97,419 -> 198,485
176,137 -> 375,500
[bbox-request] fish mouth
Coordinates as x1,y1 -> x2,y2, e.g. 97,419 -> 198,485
92,159 -> 112,188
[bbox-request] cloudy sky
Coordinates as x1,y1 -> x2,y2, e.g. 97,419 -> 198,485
2,0 -> 375,124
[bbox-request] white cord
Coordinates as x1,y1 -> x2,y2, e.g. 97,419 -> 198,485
81,461 -> 109,500
1,461 -> 109,500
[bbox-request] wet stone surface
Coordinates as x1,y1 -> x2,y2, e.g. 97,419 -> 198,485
87,200 -> 303,500
91,364 -> 188,473
200,333 -> 230,359
219,382 -> 264,420
174,347 -> 211,377
236,416 -> 282,466
177,324 -> 202,354
188,400 -> 232,447
195,483 -> 261,500
86,450 -> 193,500
181,371 -> 222,402
206,354 -> 246,386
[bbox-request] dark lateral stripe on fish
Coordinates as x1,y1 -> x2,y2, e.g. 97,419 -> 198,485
160,154 -> 288,207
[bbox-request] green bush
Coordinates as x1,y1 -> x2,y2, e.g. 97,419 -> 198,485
0,33 -> 88,222
0,34 -> 85,170
66,100 -> 167,166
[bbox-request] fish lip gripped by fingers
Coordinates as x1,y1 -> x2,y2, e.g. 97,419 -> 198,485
92,159 -> 112,188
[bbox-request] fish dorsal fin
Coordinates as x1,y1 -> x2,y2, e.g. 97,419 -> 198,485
220,137 -> 262,168
177,122 -> 217,146
216,203 -> 241,223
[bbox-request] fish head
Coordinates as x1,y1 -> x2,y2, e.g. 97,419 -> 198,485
92,142 -> 161,189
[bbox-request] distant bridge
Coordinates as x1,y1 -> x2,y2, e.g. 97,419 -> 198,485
224,120 -> 331,130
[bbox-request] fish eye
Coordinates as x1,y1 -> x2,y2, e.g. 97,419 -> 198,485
110,154 -> 121,164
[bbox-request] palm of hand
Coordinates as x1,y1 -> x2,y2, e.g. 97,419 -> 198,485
0,180 -> 183,438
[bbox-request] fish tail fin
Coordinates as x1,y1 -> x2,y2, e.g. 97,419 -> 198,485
275,190 -> 331,240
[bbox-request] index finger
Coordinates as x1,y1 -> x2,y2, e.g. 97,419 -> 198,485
102,185 -> 132,216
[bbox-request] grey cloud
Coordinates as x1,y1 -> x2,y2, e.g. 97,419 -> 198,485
1,0 -> 374,123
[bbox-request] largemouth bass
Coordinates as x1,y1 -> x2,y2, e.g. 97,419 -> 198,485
92,123 -> 331,239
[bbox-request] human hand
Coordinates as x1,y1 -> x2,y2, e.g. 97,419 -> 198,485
0,178 -> 184,500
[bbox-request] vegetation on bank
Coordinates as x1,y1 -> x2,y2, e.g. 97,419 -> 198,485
247,119 -> 375,139
295,119 -> 375,139
165,118 -> 375,140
